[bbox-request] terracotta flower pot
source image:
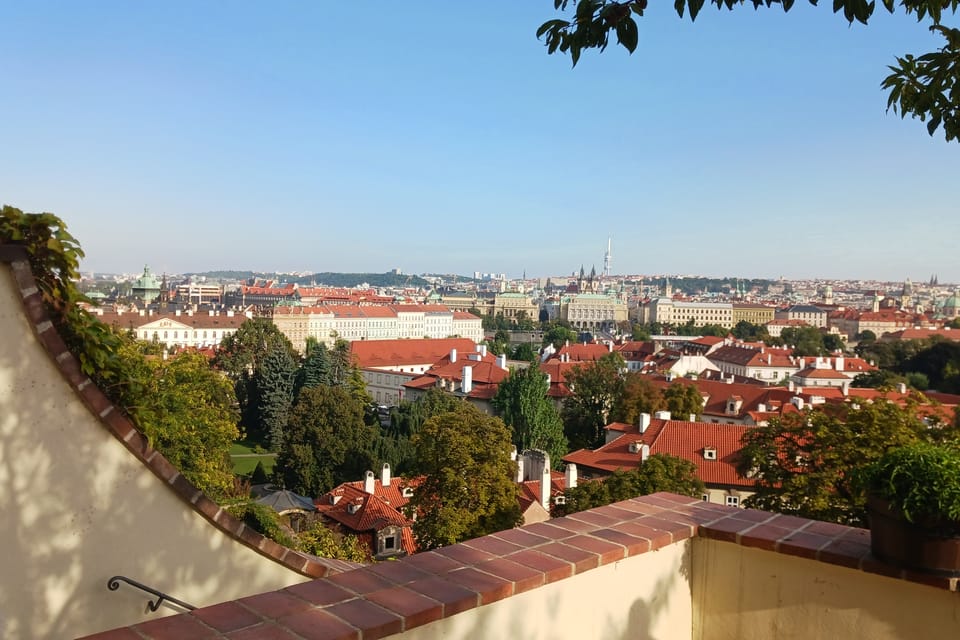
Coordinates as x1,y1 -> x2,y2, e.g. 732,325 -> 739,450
866,495 -> 960,576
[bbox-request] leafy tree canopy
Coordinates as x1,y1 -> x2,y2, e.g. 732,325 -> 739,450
539,0 -> 960,141
492,365 -> 568,466
562,352 -> 627,450
738,400 -> 960,526
408,403 -> 522,549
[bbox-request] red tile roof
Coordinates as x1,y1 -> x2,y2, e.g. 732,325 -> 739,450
350,338 -> 478,369
563,418 -> 755,488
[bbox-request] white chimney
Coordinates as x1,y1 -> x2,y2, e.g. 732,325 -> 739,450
540,466 -> 551,509
834,356 -> 844,371
364,470 -> 375,494
450,348 -> 458,363
897,382 -> 907,394
496,354 -> 507,370
689,413 -> 697,422
788,380 -> 795,392
175,309 -> 181,316
608,342 -> 613,352
639,412 -> 651,433
640,444 -> 650,461
516,455 -> 524,483
480,344 -> 487,357
565,463 -> 578,490
381,463 -> 391,487
462,366 -> 473,394
654,410 -> 671,421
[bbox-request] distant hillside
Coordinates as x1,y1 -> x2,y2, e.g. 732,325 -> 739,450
186,271 -> 432,288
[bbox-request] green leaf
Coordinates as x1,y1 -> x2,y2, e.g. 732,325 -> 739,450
618,18 -> 639,53
689,0 -> 706,20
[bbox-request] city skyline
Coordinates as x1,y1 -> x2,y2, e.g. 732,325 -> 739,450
1,2 -> 956,281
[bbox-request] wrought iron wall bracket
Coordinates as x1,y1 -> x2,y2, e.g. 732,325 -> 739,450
106,575 -> 196,612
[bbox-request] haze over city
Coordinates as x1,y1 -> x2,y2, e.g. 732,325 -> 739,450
1,1 -> 956,280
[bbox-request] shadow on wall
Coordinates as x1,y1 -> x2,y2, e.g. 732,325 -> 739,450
0,265 -> 306,639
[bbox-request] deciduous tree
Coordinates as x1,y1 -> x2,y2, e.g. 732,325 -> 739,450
492,365 -> 568,466
408,403 -> 522,549
562,352 -> 626,450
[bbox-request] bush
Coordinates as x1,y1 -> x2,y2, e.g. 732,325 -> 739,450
858,442 -> 960,524
225,500 -> 294,547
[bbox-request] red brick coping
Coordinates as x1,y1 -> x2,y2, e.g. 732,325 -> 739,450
79,491 -> 959,640
0,245 -> 353,579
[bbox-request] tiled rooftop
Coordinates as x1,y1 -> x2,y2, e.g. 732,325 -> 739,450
79,492 -> 960,639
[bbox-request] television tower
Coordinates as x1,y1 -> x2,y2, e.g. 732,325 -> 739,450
603,236 -> 612,278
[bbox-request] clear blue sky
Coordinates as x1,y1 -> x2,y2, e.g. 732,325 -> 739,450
1,1 -> 956,282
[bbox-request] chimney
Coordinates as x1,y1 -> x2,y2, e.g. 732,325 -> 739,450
565,463 -> 578,490
788,380 -> 795,392
480,344 -> 487,357
654,410 -> 671,421
640,444 -> 650,462
462,365 -> 473,394
841,382 -> 850,397
175,309 -> 181,316
496,354 -> 507,370
897,382 -> 907,394
540,466 -> 551,509
835,356 -> 844,371
450,348 -> 457,363
689,413 -> 697,422
608,342 -> 613,352
516,454 -> 525,483
639,412 -> 651,433
364,470 -> 375,494
381,463 -> 391,487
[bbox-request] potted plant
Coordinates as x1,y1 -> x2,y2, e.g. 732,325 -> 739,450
859,441 -> 960,576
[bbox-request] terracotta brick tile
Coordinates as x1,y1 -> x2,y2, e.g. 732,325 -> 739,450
239,591 -> 312,619
491,527 -> 552,548
777,531 -> 832,560
21,292 -> 46,325
257,537 -> 286,560
462,534 -> 525,557
647,492 -> 700,506
616,522 -> 673,550
327,568 -> 395,596
366,586 -> 444,629
567,509 -> 622,528
76,629 -> 144,640
591,503 -> 639,522
563,534 -> 625,565
276,608 -> 359,640
238,522 -> 265,549
538,541 -> 600,574
133,612 -> 217,640
474,557 -> 544,594
103,409 -> 136,442
403,576 -> 478,616
444,567 -> 513,605
804,520 -> 853,538
504,549 -> 574,584
434,543 -> 498,568
402,551 -> 461,575
285,579 -> 355,606
591,527 -> 652,557
613,499 -> 667,515
523,521 -> 575,540
326,598 -> 403,640
78,381 -> 113,417
367,560 -> 432,585
639,515 -> 694,540
839,527 -> 871,544
226,622 -> 302,640
36,324 -> 68,358
56,351 -> 86,387
699,517 -> 757,543
548,516 -> 597,534
302,559 -> 330,579
193,601 -> 262,633
819,538 -> 871,569
729,509 -> 776,524
740,524 -> 795,552
765,513 -> 817,531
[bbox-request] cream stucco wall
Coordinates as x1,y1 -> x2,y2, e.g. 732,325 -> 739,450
0,267 -> 310,639
692,539 -> 960,640
389,541 -> 693,640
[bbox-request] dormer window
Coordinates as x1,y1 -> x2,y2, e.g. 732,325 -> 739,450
703,446 -> 718,461
401,487 -> 414,498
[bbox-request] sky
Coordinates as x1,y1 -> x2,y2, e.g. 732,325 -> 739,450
1,1 -> 956,282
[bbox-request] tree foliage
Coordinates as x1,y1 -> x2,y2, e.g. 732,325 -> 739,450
738,400 -> 960,526
492,365 -> 568,466
273,385 -> 374,496
297,521 -> 368,563
539,0 -> 960,141
562,352 -> 626,450
407,403 -> 522,549
553,454 -> 705,515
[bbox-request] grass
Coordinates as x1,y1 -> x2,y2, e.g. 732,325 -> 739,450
230,438 -> 276,477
